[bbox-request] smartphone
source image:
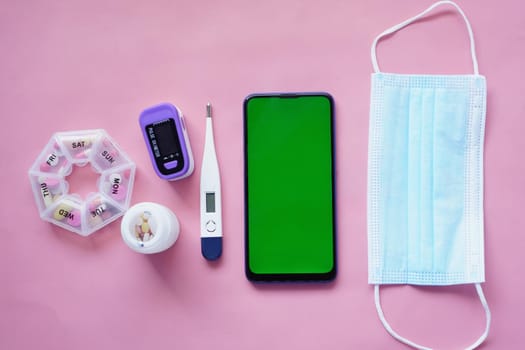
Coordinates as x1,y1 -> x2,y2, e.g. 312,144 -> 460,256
244,93 -> 336,282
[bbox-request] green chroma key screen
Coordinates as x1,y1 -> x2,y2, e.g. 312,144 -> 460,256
244,93 -> 336,281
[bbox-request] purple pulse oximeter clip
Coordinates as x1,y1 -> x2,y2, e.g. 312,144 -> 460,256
139,103 -> 194,181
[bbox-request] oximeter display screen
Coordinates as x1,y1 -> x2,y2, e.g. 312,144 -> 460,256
152,119 -> 180,159
145,118 -> 185,175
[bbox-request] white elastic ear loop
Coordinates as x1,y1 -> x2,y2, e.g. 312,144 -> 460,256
371,0 -> 479,75
374,283 -> 491,350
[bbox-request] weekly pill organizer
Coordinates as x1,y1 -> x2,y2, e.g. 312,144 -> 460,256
28,129 -> 136,236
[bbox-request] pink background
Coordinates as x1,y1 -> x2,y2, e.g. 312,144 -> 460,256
1,0 -> 523,349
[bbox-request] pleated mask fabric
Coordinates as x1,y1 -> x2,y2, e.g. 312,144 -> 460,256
367,2 -> 491,349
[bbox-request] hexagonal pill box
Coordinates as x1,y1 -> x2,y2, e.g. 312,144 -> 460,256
29,129 -> 136,235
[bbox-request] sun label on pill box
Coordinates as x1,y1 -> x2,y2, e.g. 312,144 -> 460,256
101,150 -> 117,165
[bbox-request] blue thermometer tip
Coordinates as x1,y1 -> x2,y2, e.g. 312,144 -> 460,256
201,237 -> 222,260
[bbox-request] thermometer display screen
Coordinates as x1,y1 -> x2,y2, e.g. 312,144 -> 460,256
206,192 -> 216,213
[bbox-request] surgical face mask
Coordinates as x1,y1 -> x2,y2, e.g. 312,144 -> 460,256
367,1 -> 491,349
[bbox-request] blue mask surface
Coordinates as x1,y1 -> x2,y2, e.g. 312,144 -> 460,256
367,1 -> 491,349
368,73 -> 486,285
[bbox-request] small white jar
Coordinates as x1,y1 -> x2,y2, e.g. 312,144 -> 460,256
121,202 -> 180,254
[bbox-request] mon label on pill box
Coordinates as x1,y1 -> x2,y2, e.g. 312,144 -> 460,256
139,103 -> 194,181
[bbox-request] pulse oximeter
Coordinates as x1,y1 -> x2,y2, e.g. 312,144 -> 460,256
139,103 -> 194,181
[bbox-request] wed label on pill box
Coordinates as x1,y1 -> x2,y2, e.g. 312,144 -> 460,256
58,208 -> 74,220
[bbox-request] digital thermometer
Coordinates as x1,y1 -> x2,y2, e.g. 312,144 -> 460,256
200,103 -> 222,260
